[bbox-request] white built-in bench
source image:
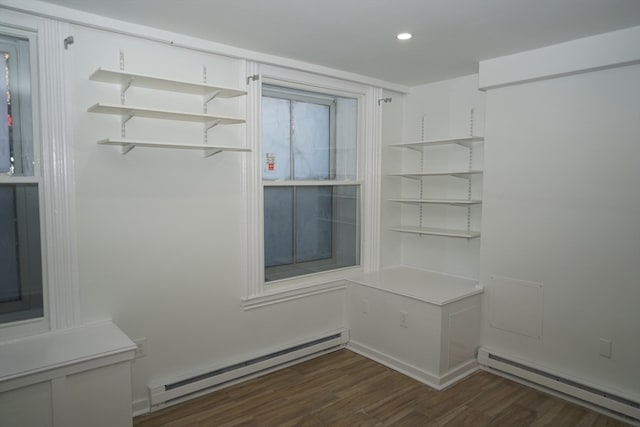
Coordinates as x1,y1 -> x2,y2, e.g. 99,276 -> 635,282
0,321 -> 136,427
346,266 -> 483,389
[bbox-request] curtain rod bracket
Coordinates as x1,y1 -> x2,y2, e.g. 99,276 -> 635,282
64,36 -> 74,50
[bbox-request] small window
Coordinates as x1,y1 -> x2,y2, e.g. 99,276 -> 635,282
262,86 -> 360,282
0,32 -> 43,325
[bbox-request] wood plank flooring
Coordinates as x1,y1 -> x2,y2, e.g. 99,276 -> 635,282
133,349 -> 633,427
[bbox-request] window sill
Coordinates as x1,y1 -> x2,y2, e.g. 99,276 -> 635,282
242,278 -> 350,310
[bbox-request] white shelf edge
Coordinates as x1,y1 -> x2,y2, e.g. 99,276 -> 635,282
88,103 -> 245,125
389,198 -> 482,206
390,226 -> 481,239
98,139 -> 251,157
388,170 -> 483,179
389,135 -> 484,149
89,68 -> 246,98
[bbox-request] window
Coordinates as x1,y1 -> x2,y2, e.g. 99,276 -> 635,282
0,32 -> 43,325
262,86 -> 360,282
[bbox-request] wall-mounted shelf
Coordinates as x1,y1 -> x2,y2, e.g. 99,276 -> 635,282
389,136 -> 484,150
98,138 -> 251,157
88,63 -> 249,158
389,170 -> 483,179
388,113 -> 483,239
89,68 -> 246,99
390,225 -> 481,239
389,198 -> 482,207
88,103 -> 244,125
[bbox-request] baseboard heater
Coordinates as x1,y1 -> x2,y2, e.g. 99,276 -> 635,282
477,348 -> 640,423
148,329 -> 348,408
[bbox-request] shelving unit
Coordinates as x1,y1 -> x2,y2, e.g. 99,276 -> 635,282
389,114 -> 484,239
388,135 -> 484,150
88,63 -> 249,157
97,138 -> 250,157
88,103 -> 244,124
389,225 -> 481,239
389,198 -> 482,206
89,68 -> 246,99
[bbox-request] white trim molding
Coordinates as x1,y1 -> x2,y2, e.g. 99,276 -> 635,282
39,18 -> 80,330
0,9 -> 80,337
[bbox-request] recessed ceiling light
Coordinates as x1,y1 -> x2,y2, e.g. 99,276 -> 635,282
397,33 -> 412,41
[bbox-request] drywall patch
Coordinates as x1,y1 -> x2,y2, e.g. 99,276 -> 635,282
488,275 -> 543,339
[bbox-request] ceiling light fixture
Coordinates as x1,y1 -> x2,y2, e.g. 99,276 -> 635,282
397,32 -> 412,41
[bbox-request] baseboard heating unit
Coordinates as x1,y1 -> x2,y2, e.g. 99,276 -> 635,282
477,348 -> 640,424
148,329 -> 348,408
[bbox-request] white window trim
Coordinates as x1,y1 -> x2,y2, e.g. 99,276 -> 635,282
0,11 -> 79,339
241,62 -> 381,309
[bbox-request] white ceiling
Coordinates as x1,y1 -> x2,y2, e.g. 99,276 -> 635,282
34,0 -> 640,86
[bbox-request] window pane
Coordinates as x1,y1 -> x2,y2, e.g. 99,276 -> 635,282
1,34 -> 34,177
0,51 -> 9,173
262,96 -> 291,180
264,186 -> 293,267
293,101 -> 331,179
296,186 -> 332,262
335,97 -> 358,180
0,183 -> 43,323
264,185 -> 360,282
293,101 -> 330,180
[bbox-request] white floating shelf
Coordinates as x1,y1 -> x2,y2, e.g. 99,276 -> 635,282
88,103 -> 245,125
389,170 -> 483,179
98,138 -> 251,157
390,225 -> 480,239
389,135 -> 484,150
89,68 -> 246,98
389,198 -> 482,206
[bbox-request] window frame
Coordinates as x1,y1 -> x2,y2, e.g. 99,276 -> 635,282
262,85 -> 357,281
241,63 -> 382,309
0,27 -> 46,329
0,12 -> 79,340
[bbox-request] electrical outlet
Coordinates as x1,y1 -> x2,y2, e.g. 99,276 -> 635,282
134,337 -> 148,359
400,310 -> 409,328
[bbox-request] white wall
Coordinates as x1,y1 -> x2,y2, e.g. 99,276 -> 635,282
68,25 -> 346,408
480,38 -> 640,398
393,75 -> 485,279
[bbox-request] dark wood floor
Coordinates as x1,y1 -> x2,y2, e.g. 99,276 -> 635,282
133,349 -> 632,427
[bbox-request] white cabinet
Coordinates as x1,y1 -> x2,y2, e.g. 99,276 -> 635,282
347,266 -> 483,389
0,322 -> 136,427
388,135 -> 483,239
88,68 -> 249,157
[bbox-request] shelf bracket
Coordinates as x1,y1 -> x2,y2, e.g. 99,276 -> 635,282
122,114 -> 134,125
205,90 -> 222,104
450,173 -> 472,180
203,148 -> 223,158
121,143 -> 135,155
122,77 -> 134,95
205,119 -> 222,131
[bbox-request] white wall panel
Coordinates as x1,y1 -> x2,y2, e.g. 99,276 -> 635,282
481,62 -> 640,400
68,25 -> 346,406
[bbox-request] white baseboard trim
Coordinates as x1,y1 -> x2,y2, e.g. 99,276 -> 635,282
132,398 -> 150,417
478,347 -> 640,425
346,340 -> 478,390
